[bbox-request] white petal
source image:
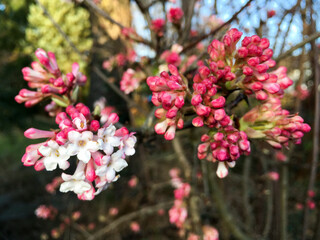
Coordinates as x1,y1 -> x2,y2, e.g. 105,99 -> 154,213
103,144 -> 114,155
48,140 -> 59,149
73,181 -> 91,194
124,147 -> 135,156
68,131 -> 81,142
44,157 -> 57,171
106,169 -> 116,182
60,181 -> 74,193
38,145 -> 52,157
58,159 -> 70,170
86,141 -> 99,152
67,144 -> 79,156
227,161 -> 236,168
95,165 -> 108,176
81,131 -> 93,141
112,159 -> 128,172
109,136 -> 121,147
61,173 -> 72,181
77,149 -> 91,163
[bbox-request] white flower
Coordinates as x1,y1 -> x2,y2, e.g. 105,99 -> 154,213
67,131 -> 99,163
60,162 -> 91,195
95,151 -> 128,182
73,114 -> 87,131
97,124 -> 121,155
38,140 -> 70,171
120,134 -> 137,156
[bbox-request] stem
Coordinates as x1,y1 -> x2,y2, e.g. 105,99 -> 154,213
242,156 -> 253,231
280,162 -> 288,240
172,136 -> 192,180
207,162 -> 252,240
181,0 -> 253,53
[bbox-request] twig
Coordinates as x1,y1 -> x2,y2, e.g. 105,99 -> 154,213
242,156 -> 253,232
275,32 -> 320,62
88,201 -> 173,240
207,161 -> 252,240
280,161 -> 288,240
83,0 -> 153,47
172,136 -> 192,180
302,8 -> 320,239
35,0 -> 87,61
72,222 -> 93,239
181,0 -> 253,53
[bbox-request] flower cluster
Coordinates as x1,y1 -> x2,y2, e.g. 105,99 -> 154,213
35,205 -> 58,220
15,48 -> 86,116
22,103 -> 136,200
147,64 -> 188,140
147,28 -> 310,178
151,18 -> 166,37
120,68 -> 145,94
187,225 -> 219,240
168,170 -> 190,229
167,7 -> 184,25
198,126 -> 250,178
242,98 -> 311,148
102,49 -> 137,71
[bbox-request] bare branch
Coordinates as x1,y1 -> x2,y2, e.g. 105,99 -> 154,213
88,201 -> 173,240
275,32 -> 320,62
181,0 -> 253,53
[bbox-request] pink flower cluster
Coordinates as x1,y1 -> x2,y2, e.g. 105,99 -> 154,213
167,7 -> 184,25
102,49 -> 137,71
198,126 -> 250,178
46,176 -> 63,194
188,225 -> 219,240
35,205 -> 58,220
147,65 -> 187,140
168,170 -> 190,229
151,18 -> 166,37
242,98 -> 311,148
147,28 -> 310,178
21,102 -> 136,200
120,68 -> 144,94
15,49 -> 86,115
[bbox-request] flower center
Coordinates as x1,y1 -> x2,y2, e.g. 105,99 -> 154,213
78,140 -> 86,146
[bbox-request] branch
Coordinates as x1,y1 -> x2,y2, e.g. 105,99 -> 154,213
275,32 -> 320,62
172,136 -> 192,180
83,0 -> 153,47
88,201 -> 173,240
206,162 -> 252,240
181,0 -> 253,53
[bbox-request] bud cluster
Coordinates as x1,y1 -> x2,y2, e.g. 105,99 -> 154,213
242,98 -> 311,148
15,49 -> 86,115
147,64 -> 187,140
198,126 -> 250,178
21,103 -> 136,200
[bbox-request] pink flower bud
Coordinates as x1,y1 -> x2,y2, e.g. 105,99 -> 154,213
89,120 -> 100,132
177,118 -> 184,129
247,57 -> 260,67
192,116 -> 204,127
166,107 -> 179,118
267,171 -> 279,181
214,109 -> 226,121
55,112 -> 68,124
24,128 -> 55,139
155,120 -> 168,135
275,151 -> 287,162
198,143 -> 209,153
292,131 -> 304,139
216,162 -> 228,178
237,47 -> 248,58
56,131 -> 67,145
242,36 -> 252,47
164,125 -> 176,140
239,139 -> 250,151
211,96 -> 226,108
243,66 -> 253,75
191,94 -> 203,106
86,159 -> 96,182
196,104 -> 211,116
255,90 -> 268,100
259,38 -> 270,49
308,190 -> 315,198
34,159 -> 45,171
199,66 -> 210,79
213,132 -> 224,141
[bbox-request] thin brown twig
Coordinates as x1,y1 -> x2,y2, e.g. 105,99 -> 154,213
172,136 -> 192,180
181,0 -> 253,53
83,0 -> 153,47
275,32 -> 320,62
88,201 -> 173,240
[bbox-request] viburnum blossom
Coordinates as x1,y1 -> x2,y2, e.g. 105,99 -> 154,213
120,68 -> 144,94
167,7 -> 184,24
147,28 -> 310,178
35,205 -> 58,220
15,49 -> 86,115
147,64 -> 188,140
18,53 -> 137,200
151,18 -> 166,37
